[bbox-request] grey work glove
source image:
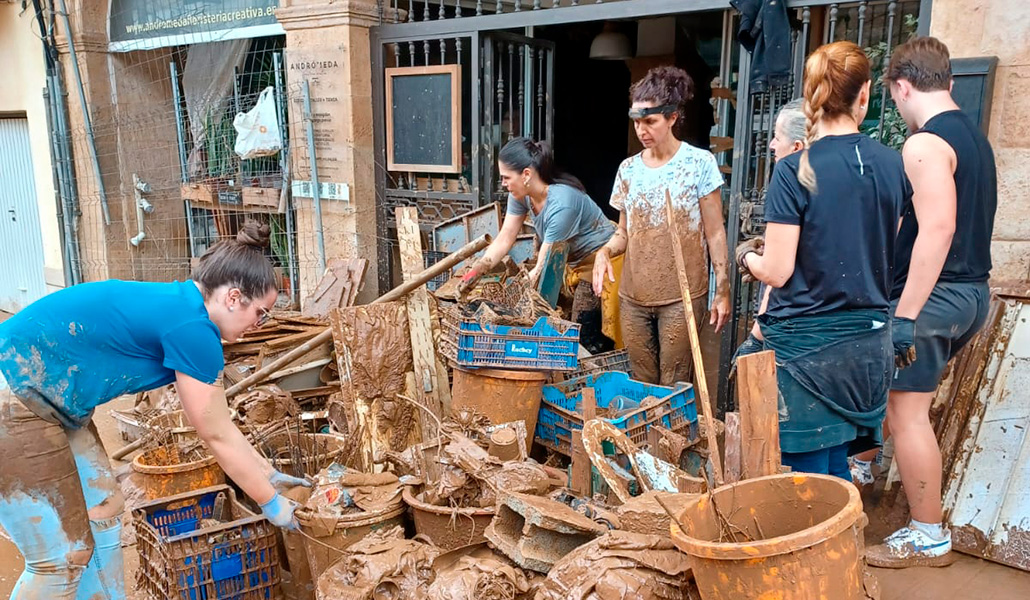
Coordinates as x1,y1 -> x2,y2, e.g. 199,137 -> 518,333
268,469 -> 312,494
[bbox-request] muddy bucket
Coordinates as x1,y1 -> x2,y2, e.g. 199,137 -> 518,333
451,368 -> 545,449
295,501 -> 407,580
670,473 -> 866,600
403,486 -> 494,551
131,447 -> 225,501
253,429 -> 350,478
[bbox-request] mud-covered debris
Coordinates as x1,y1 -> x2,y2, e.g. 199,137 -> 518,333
486,492 -> 608,573
232,384 -> 300,428
304,463 -> 402,517
417,544 -> 534,600
614,492 -> 699,537
315,525 -> 439,600
535,530 -> 699,600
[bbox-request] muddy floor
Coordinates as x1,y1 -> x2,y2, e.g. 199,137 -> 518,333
1,393 -> 1029,600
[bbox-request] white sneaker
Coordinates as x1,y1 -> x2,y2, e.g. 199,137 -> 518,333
865,525 -> 956,569
850,458 -> 874,486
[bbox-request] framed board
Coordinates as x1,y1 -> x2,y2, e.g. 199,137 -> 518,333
386,65 -> 462,174
951,57 -> 998,136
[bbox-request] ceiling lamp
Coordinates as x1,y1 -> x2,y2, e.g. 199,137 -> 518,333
589,22 -> 632,60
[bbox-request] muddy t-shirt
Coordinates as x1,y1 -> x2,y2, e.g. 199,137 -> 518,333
507,183 -> 615,266
610,142 -> 724,306
0,280 -> 223,428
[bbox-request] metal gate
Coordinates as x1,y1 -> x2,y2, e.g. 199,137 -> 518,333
370,0 -> 737,292
0,117 -> 48,313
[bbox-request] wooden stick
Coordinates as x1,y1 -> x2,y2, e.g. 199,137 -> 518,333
664,191 -> 724,487
724,411 -> 742,484
225,234 -> 492,398
737,350 -> 781,479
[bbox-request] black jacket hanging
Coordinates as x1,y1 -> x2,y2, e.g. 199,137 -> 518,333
731,0 -> 794,93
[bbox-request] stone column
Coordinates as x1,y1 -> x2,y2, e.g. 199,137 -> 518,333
277,0 -> 398,304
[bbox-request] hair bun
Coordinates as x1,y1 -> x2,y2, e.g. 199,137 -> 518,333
237,219 -> 271,249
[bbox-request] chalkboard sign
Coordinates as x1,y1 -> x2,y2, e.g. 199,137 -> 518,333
951,57 -> 998,136
386,65 -> 461,173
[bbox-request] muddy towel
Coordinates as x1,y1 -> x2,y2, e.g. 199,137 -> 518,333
316,525 -> 439,600
535,531 -> 697,600
759,309 -> 892,454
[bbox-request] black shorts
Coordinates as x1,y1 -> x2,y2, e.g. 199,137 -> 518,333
890,281 -> 990,393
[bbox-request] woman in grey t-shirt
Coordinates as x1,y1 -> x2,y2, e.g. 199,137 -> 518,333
461,137 -> 619,352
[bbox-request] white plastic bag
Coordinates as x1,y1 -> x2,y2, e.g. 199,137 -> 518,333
233,87 -> 282,159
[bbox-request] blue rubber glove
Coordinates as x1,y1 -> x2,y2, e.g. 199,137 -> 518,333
268,469 -> 312,494
260,492 -> 300,531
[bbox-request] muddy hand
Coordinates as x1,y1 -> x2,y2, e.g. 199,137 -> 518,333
592,251 -> 614,296
710,291 -> 731,333
269,469 -> 312,494
260,492 -> 301,530
735,237 -> 764,283
892,316 -> 917,369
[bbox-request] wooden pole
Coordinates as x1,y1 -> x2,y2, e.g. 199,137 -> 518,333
396,206 -> 447,435
225,234 -> 492,398
737,350 -> 781,479
664,191 -> 724,487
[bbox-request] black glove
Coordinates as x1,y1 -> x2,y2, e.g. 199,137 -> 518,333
729,333 -> 764,379
892,316 -> 917,369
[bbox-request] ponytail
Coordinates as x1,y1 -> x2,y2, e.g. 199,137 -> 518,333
498,137 -> 586,193
797,41 -> 872,195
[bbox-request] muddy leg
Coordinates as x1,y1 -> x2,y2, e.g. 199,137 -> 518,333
656,298 -> 707,387
0,390 -> 94,600
620,298 -> 659,384
68,422 -> 125,600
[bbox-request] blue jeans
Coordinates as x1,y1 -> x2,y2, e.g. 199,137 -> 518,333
781,442 -> 852,481
0,383 -> 124,600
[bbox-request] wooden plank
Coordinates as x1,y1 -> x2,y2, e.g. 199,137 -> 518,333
737,351 -> 781,479
582,387 -> 597,421
724,411 -> 742,484
664,192 -> 724,486
570,429 -> 591,496
396,207 -> 445,439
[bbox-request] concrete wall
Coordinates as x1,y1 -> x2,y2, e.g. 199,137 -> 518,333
932,0 -> 1030,283
0,3 -> 64,291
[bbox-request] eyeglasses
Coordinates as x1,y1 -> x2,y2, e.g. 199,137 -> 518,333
256,307 -> 272,328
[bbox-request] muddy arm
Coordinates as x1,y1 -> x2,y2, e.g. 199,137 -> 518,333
176,372 -> 276,505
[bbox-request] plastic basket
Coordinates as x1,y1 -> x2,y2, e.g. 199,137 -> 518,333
565,349 -> 632,380
134,485 -> 282,600
424,250 -> 450,292
535,371 -> 699,456
440,306 -> 581,371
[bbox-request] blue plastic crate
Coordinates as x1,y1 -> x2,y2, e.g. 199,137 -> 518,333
442,310 -> 581,371
535,371 -> 699,455
134,485 -> 282,600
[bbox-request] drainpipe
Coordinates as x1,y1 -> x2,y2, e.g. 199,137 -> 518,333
55,0 -> 110,225
36,0 -> 81,285
130,174 -> 152,247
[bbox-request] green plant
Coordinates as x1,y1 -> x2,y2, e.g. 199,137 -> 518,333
268,213 -> 290,269
861,13 -> 919,150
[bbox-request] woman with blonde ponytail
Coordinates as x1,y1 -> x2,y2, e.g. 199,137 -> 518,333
735,41 -> 912,479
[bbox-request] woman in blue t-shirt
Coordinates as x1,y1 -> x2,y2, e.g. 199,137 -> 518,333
0,221 -> 309,599
737,41 -> 911,478
460,137 -> 620,352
